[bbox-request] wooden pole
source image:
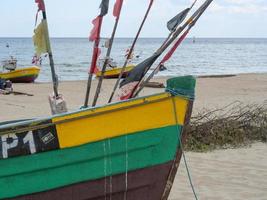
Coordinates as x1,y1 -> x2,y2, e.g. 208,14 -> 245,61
130,0 -> 214,99
40,3 -> 59,97
84,16 -> 103,107
36,0 -> 67,115
108,0 -> 154,103
92,0 -> 124,106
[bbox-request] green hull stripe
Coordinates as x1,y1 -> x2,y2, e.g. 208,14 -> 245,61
0,125 -> 181,199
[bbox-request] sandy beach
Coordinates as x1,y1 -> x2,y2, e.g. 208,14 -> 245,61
170,142 -> 267,200
1,73 -> 267,121
1,73 -> 267,199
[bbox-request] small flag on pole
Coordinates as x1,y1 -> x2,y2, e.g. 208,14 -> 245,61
35,0 -> 45,11
100,0 -> 109,16
89,0 -> 109,41
117,53 -> 160,100
160,29 -> 189,64
167,8 -> 190,31
90,47 -> 101,74
33,20 -> 50,56
89,16 -> 102,42
113,0 -> 123,18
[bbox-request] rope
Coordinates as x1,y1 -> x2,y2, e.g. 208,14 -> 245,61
166,88 -> 195,100
171,98 -> 198,200
180,140 -> 199,200
103,141 -> 107,200
123,135 -> 128,200
108,139 -> 113,200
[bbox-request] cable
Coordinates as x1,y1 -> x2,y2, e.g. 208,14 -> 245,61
171,97 -> 199,200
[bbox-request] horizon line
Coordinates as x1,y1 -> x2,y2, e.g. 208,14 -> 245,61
1,37 -> 267,39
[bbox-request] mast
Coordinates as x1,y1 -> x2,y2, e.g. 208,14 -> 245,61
133,0 -> 199,97
117,0 -> 213,101
35,0 -> 58,97
133,0 -> 213,98
34,0 -> 68,114
92,0 -> 124,107
133,30 -> 190,98
83,0 -> 110,108
108,0 -> 154,103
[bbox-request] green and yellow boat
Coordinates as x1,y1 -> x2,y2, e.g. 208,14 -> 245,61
0,76 -> 195,200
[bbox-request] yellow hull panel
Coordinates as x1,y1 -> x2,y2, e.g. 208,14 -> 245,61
54,93 -> 188,149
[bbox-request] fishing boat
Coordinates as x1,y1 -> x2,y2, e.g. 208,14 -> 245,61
1,57 -> 17,71
0,76 -> 195,199
0,0 -> 213,198
0,66 -> 40,83
95,64 -> 135,78
1,51 -> 40,83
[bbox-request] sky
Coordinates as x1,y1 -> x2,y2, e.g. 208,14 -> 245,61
0,0 -> 267,38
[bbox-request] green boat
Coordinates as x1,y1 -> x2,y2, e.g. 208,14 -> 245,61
0,76 -> 195,200
0,0 -> 214,198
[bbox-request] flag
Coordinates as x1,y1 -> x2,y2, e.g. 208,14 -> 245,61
160,29 -> 189,64
100,0 -> 109,16
35,0 -> 45,26
32,54 -> 41,65
94,66 -> 100,74
117,53 -> 160,100
35,0 -> 45,11
33,20 -> 50,56
167,8 -> 190,31
113,0 -> 123,18
90,47 -> 101,74
89,16 -> 102,42
117,82 -> 139,100
89,0 -> 109,41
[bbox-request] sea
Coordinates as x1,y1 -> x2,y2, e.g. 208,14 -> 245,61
0,38 -> 267,82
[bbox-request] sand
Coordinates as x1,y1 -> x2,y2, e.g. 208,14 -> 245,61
170,142 -> 267,200
1,73 -> 267,121
0,73 -> 267,199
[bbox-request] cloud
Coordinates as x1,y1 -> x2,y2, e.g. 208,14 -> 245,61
209,0 -> 267,14
1,0 -> 266,37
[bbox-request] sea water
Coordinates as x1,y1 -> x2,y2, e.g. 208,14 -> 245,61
0,38 -> 266,82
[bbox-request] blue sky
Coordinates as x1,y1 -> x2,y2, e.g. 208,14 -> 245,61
0,0 -> 266,38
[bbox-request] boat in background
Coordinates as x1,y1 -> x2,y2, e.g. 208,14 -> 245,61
95,64 -> 135,78
0,76 -> 196,200
95,58 -> 135,78
0,66 -> 40,83
1,57 -> 17,71
1,56 -> 40,83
